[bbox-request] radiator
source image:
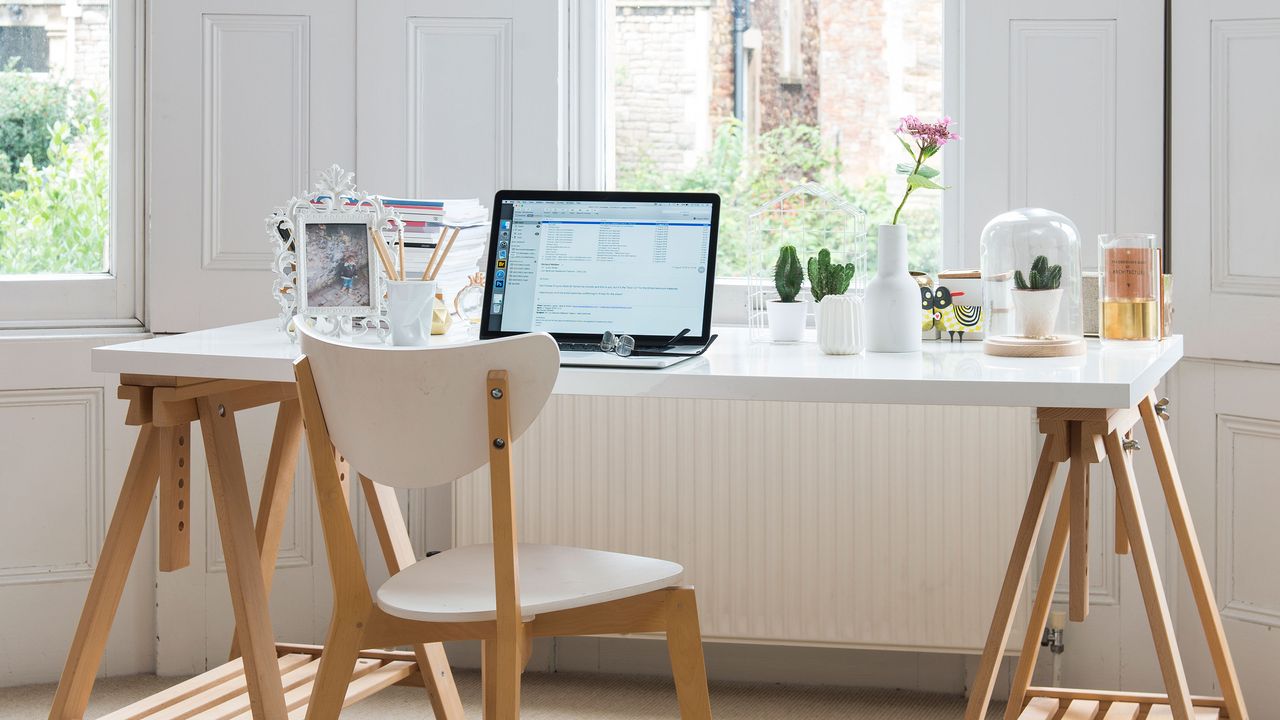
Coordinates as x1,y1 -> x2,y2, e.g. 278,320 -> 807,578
454,396 -> 1036,652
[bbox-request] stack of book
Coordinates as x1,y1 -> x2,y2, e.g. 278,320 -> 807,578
386,198 -> 490,299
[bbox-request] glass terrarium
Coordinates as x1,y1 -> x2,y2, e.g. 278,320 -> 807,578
979,208 -> 1085,357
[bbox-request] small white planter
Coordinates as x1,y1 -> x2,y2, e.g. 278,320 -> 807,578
816,295 -> 863,355
766,300 -> 807,343
1011,288 -> 1063,339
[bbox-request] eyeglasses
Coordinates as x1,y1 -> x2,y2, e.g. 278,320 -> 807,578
598,328 -> 718,358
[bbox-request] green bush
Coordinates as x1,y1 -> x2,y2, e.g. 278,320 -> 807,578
0,93 -> 108,274
617,119 -> 942,276
0,68 -> 76,195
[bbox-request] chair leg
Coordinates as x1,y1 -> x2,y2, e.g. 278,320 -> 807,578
304,614 -> 366,720
665,588 -> 712,720
482,638 -> 523,720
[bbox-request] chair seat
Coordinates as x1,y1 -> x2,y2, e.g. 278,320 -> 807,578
376,543 -> 684,623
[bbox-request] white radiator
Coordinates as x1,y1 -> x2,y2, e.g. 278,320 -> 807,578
455,396 -> 1036,652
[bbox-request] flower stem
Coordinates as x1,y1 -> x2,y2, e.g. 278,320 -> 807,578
891,150 -> 926,225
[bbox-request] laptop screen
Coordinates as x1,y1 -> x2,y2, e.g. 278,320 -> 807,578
481,191 -> 719,342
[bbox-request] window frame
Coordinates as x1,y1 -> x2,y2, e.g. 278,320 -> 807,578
0,0 -> 143,329
568,0 -> 963,324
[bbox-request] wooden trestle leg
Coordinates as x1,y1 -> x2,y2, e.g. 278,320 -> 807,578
49,425 -> 164,720
198,395 -> 289,718
973,403 -> 1249,720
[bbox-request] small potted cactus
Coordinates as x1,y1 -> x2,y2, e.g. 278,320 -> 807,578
1011,254 -> 1063,339
767,245 -> 807,342
808,249 -> 862,355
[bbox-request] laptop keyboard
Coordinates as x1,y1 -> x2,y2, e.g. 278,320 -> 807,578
558,342 -> 602,353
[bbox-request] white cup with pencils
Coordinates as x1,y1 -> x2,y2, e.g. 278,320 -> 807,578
375,223 -> 460,346
387,279 -> 436,346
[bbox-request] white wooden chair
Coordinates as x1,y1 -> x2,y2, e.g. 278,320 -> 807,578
294,324 -> 713,720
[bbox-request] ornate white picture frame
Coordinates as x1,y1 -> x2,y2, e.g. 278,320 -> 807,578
266,165 -> 401,339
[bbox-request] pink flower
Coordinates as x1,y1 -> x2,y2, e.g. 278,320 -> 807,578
897,115 -> 960,149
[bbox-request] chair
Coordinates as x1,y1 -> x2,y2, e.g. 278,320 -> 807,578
294,324 -> 713,720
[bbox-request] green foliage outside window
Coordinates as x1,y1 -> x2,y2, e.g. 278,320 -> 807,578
0,70 -> 107,275
618,119 -> 941,277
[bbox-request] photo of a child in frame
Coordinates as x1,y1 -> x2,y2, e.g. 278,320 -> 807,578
303,222 -> 372,309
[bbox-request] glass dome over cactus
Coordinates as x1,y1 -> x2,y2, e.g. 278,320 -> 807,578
745,183 -> 867,342
979,208 -> 1084,353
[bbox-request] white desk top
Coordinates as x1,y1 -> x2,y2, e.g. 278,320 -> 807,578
92,320 -> 1182,409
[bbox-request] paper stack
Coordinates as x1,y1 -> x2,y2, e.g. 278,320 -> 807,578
392,198 -> 491,298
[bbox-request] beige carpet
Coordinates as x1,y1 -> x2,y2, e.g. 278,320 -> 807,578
1,670 -> 1007,718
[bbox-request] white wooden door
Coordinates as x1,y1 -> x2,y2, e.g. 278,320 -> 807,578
961,0 -> 1171,691
148,0 -> 564,674
1169,0 -> 1280,709
147,0 -> 357,674
354,0 -> 564,200
352,0 -> 563,590
147,0 -> 358,333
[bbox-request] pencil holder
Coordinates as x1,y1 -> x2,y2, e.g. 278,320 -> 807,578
387,280 -> 436,346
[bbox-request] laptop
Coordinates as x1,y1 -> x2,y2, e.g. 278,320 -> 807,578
479,190 -> 720,368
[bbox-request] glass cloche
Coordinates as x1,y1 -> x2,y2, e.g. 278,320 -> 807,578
979,208 -> 1085,357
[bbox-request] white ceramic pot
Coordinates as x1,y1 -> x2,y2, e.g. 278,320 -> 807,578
816,295 -> 863,355
387,279 -> 437,346
1011,288 -> 1063,339
766,300 -> 807,343
864,224 -> 922,352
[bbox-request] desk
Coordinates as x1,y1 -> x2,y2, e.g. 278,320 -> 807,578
50,321 -> 1244,720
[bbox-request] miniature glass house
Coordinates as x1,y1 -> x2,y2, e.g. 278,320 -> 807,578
979,208 -> 1084,348
745,183 -> 867,342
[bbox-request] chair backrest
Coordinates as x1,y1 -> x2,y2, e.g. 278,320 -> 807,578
297,323 -> 560,488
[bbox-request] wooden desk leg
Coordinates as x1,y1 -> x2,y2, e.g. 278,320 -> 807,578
964,440 -> 1063,720
198,396 -> 289,719
1068,423 -> 1090,622
158,423 -> 192,572
1004,485 -> 1072,720
360,475 -> 465,720
49,425 -> 164,720
1103,430 -> 1194,720
230,398 -> 304,661
1140,395 -> 1248,720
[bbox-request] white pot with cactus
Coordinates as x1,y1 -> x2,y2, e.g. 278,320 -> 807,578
1011,254 -> 1064,339
766,244 -> 807,343
809,249 -> 862,355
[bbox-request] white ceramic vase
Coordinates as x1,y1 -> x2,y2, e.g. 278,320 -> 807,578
766,300 -> 807,343
864,224 -> 922,352
1011,288 -> 1063,339
816,295 -> 863,355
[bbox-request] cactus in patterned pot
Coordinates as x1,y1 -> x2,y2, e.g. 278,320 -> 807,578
807,248 -> 855,302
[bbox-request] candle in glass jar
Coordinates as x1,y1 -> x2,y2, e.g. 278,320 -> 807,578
1099,234 -> 1161,341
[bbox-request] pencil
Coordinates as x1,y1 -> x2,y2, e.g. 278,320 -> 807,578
428,227 -> 461,281
422,226 -> 448,281
370,227 -> 399,281
397,226 -> 406,281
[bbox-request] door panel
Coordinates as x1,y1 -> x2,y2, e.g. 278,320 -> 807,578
148,0 -> 357,332
1172,1 -> 1280,363
0,336 -> 153,685
962,0 -> 1163,270
355,0 -> 563,200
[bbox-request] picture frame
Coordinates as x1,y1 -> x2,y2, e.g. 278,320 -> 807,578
296,210 -> 378,317
266,165 -> 401,340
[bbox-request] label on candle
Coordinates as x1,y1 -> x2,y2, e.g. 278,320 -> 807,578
1103,247 -> 1157,300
